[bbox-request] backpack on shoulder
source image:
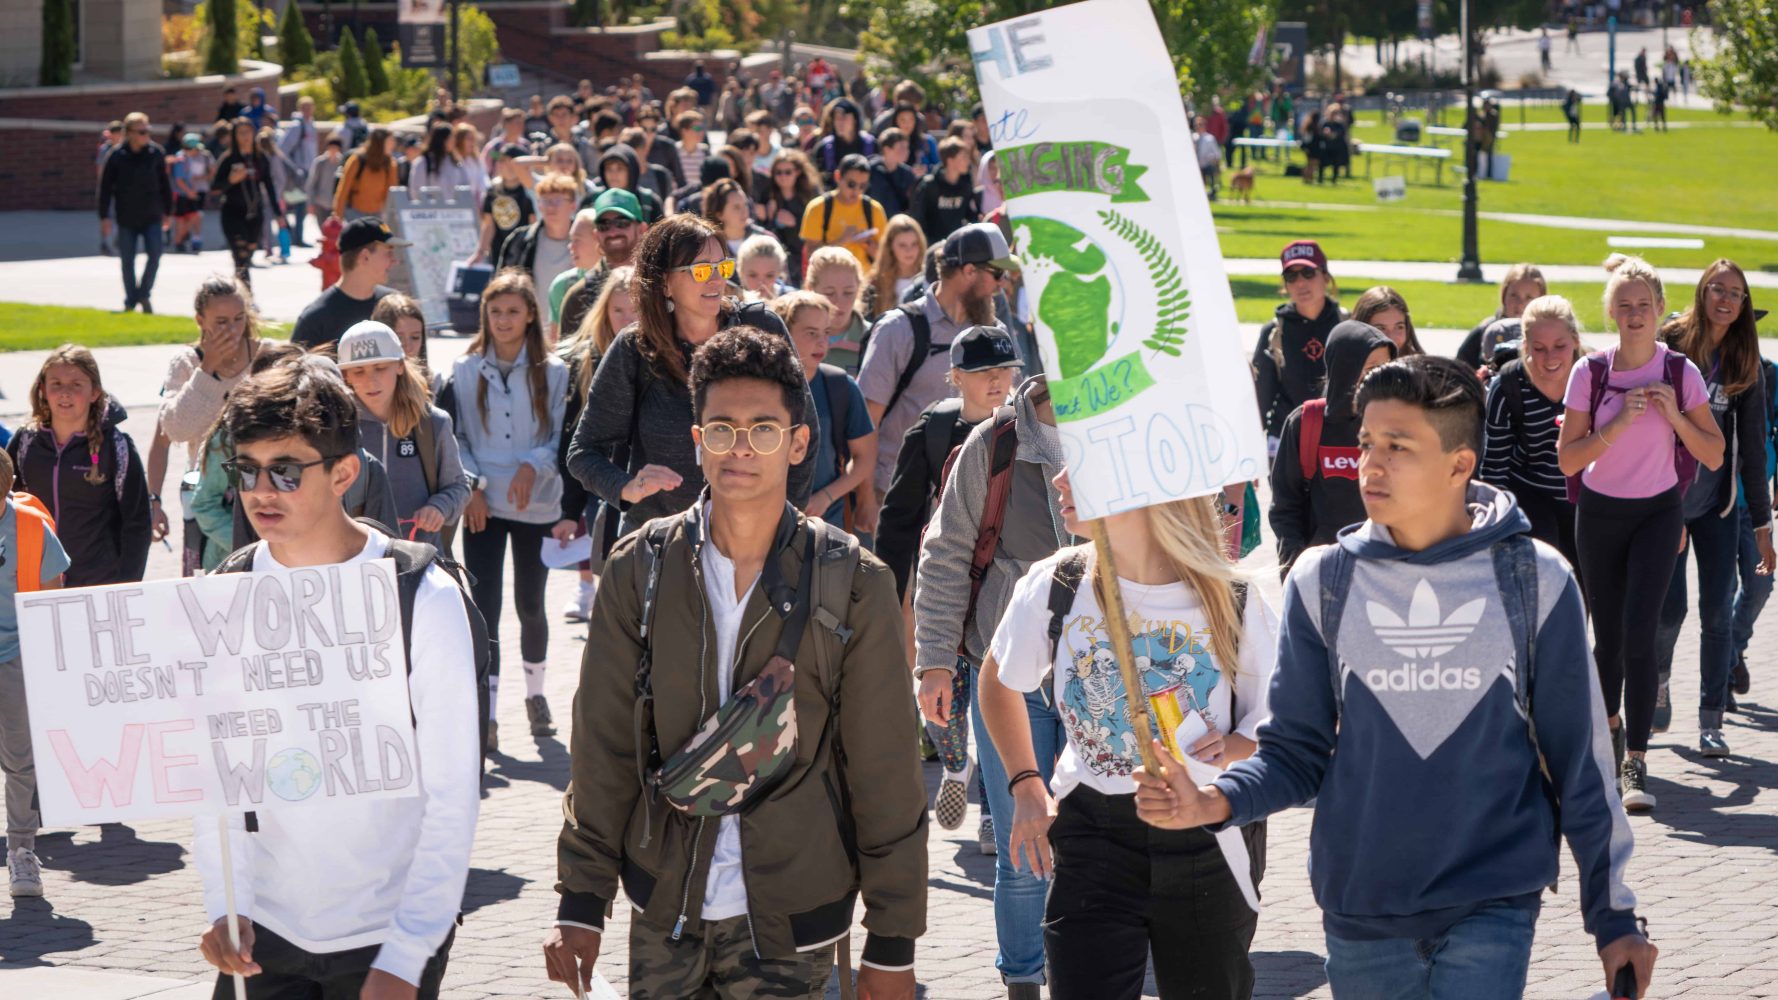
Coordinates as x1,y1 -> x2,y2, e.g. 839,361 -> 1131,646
1296,398 -> 1328,482
859,306 -> 945,421
1565,351 -> 1699,503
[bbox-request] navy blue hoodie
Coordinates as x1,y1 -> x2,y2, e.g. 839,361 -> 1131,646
1215,483 -> 1640,949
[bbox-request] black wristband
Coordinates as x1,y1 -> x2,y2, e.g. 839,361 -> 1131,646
1007,769 -> 1042,796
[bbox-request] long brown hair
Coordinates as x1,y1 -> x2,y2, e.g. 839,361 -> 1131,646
632,215 -> 736,385
358,126 -> 393,175
869,214 -> 927,316
1664,258 -> 1759,397
1351,285 -> 1426,357
468,269 -> 553,433
563,266 -> 637,401
1084,494 -> 1246,682
28,344 -> 112,486
769,148 -> 820,204
699,176 -> 747,234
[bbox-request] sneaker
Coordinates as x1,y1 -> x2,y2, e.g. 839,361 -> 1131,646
526,694 -> 557,737
8,847 -> 43,897
1651,681 -> 1671,734
1619,757 -> 1655,813
563,579 -> 595,622
1700,728 -> 1731,758
1733,653 -> 1751,696
485,719 -> 499,757
978,815 -> 996,856
1610,724 -> 1625,772
139,300 -> 153,315
934,759 -> 972,831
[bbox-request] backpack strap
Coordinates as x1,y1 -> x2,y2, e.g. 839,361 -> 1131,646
415,414 -> 439,499
1317,544 -> 1357,719
879,305 -> 936,420
1298,398 -> 1327,482
1664,350 -> 1701,494
1566,354 -> 1612,503
818,365 -> 854,472
1498,361 -> 1531,460
1046,548 -> 1089,662
1490,535 -> 1556,815
820,191 -> 837,241
924,399 -> 965,484
958,406 -> 1020,653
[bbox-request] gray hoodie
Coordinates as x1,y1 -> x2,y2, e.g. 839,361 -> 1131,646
913,379 -> 1074,673
356,402 -> 471,546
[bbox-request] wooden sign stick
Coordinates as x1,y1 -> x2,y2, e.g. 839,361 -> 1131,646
1089,519 -> 1166,778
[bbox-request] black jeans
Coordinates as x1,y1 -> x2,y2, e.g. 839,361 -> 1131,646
1045,787 -> 1257,1000
210,923 -> 455,999
462,515 -> 552,678
1575,486 -> 1683,752
1516,487 -> 1582,600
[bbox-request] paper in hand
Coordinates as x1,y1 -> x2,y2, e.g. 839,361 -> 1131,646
541,534 -> 595,570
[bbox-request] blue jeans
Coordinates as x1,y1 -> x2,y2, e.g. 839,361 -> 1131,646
117,222 -> 163,308
1653,508 -> 1740,721
1733,504 -> 1773,657
1324,900 -> 1538,999
971,666 -> 1064,985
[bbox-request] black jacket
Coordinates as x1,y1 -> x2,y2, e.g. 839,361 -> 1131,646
587,143 -> 665,222
1268,320 -> 1394,572
7,405 -> 152,587
908,171 -> 979,245
867,156 -> 917,217
98,142 -> 173,229
1252,297 -> 1343,437
1664,334 -> 1774,526
876,400 -> 984,599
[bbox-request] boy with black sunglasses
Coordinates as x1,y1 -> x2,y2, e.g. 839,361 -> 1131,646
800,153 -> 885,270
195,357 -> 481,1000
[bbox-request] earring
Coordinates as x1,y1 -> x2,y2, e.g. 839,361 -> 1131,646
666,299 -> 676,313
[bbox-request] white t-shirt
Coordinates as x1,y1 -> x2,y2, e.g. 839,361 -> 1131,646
532,233 -> 574,303
989,549 -> 1277,801
698,507 -> 761,921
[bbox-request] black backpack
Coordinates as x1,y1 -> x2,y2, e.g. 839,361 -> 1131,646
859,304 -> 941,420
817,363 -> 855,472
213,522 -> 495,784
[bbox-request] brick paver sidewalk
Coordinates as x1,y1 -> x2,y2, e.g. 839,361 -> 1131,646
2,405 -> 1774,998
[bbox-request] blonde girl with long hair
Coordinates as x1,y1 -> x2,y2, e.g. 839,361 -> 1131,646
979,477 -> 1276,1000
451,269 -> 573,747
9,346 -> 153,586
863,214 -> 928,322
1558,253 -> 1724,810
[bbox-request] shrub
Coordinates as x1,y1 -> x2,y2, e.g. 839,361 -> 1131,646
336,30 -> 369,102
202,0 -> 238,75
278,2 -> 315,71
41,0 -> 76,86
362,26 -> 391,94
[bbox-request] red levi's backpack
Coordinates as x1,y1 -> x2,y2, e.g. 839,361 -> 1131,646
1297,398 -> 1327,482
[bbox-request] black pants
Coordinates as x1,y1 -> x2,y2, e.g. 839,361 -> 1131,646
462,515 -> 551,677
1516,486 -> 1583,601
1045,787 -> 1257,1000
222,208 -> 260,286
211,923 -> 454,999
1575,486 -> 1683,752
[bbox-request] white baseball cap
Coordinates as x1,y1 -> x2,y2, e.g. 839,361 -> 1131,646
336,320 -> 405,369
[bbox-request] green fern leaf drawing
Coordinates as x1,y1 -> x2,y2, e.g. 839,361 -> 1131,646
1099,209 -> 1191,358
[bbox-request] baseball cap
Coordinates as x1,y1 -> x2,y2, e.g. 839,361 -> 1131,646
335,321 -> 405,369
592,187 -> 643,224
949,326 -> 1022,372
1280,239 -> 1328,273
338,217 -> 412,254
942,222 -> 1022,272
497,142 -> 527,159
182,133 -> 203,149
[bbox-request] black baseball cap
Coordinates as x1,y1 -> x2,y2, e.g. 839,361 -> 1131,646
949,326 -> 1021,371
338,217 -> 412,254
942,222 -> 1021,271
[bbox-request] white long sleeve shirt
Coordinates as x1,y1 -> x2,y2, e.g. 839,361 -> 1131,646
192,529 -> 482,986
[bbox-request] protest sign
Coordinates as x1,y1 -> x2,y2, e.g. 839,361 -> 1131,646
15,560 -> 420,827
970,0 -> 1267,522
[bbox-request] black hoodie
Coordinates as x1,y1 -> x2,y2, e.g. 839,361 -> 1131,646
587,143 -> 665,222
7,399 -> 152,587
908,168 -> 979,245
668,155 -> 734,218
1268,320 -> 1395,573
1252,296 -> 1344,437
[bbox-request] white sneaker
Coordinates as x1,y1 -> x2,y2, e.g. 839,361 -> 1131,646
562,579 -> 596,622
8,847 -> 43,897
934,758 -> 973,831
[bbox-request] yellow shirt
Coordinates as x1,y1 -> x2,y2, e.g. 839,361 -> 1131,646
799,193 -> 884,270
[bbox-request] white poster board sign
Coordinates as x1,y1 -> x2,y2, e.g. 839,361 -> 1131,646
388,190 -> 480,328
1374,175 -> 1407,202
970,0 -> 1266,519
16,561 -> 420,826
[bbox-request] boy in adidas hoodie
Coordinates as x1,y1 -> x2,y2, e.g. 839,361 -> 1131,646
1137,356 -> 1657,999
1269,319 -> 1394,573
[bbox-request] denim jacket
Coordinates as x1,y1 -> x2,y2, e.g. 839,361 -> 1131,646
451,344 -> 569,525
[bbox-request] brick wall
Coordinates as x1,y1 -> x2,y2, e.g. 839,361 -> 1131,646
0,67 -> 283,132
0,123 -> 109,212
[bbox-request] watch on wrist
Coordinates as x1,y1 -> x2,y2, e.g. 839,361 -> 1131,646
472,474 -> 489,492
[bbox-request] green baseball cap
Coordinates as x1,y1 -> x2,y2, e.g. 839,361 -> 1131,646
591,187 -> 643,224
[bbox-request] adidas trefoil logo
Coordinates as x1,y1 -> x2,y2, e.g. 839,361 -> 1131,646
1364,579 -> 1485,692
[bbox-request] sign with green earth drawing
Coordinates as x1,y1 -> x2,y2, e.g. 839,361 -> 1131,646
971,0 -> 1267,518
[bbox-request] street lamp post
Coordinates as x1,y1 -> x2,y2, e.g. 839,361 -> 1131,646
1456,0 -> 1483,281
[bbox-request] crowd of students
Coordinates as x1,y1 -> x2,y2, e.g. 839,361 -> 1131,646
12,66 -> 1768,1000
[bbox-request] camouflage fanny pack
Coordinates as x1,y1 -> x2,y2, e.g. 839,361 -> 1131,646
634,516 -> 819,819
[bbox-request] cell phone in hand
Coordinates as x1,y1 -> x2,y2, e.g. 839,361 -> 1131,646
1612,963 -> 1637,1000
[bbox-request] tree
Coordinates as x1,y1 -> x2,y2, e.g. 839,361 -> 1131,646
279,0 -> 316,70
204,0 -> 240,75
336,30 -> 369,102
1694,0 -> 1778,131
40,0 -> 75,86
1153,0 -> 1275,107
362,26 -> 391,94
570,0 -> 601,28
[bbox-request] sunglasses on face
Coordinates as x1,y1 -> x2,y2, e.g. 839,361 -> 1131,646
841,179 -> 864,191
696,421 -> 787,455
594,217 -> 634,232
224,456 -> 338,493
1283,267 -> 1321,284
774,167 -> 798,176
796,117 -> 816,126
671,258 -> 737,283
690,124 -> 707,132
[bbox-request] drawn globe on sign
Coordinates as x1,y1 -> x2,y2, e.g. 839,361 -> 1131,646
266,748 -> 323,802
1008,217 -> 1126,380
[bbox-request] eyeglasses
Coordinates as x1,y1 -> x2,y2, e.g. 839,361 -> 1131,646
671,258 -> 737,283
690,124 -> 707,132
541,196 -> 576,209
696,421 -> 788,455
1283,267 -> 1322,284
1706,282 -> 1749,303
224,456 -> 339,493
595,216 -> 635,231
795,117 -> 816,126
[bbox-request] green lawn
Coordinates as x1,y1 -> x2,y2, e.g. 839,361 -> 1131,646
1213,106 -> 1778,268
1230,275 -> 1778,338
0,303 -> 286,352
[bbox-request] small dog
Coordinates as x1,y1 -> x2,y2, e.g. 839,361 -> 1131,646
1229,167 -> 1257,204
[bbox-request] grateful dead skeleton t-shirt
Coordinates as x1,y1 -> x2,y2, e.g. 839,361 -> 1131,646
990,548 -> 1276,800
